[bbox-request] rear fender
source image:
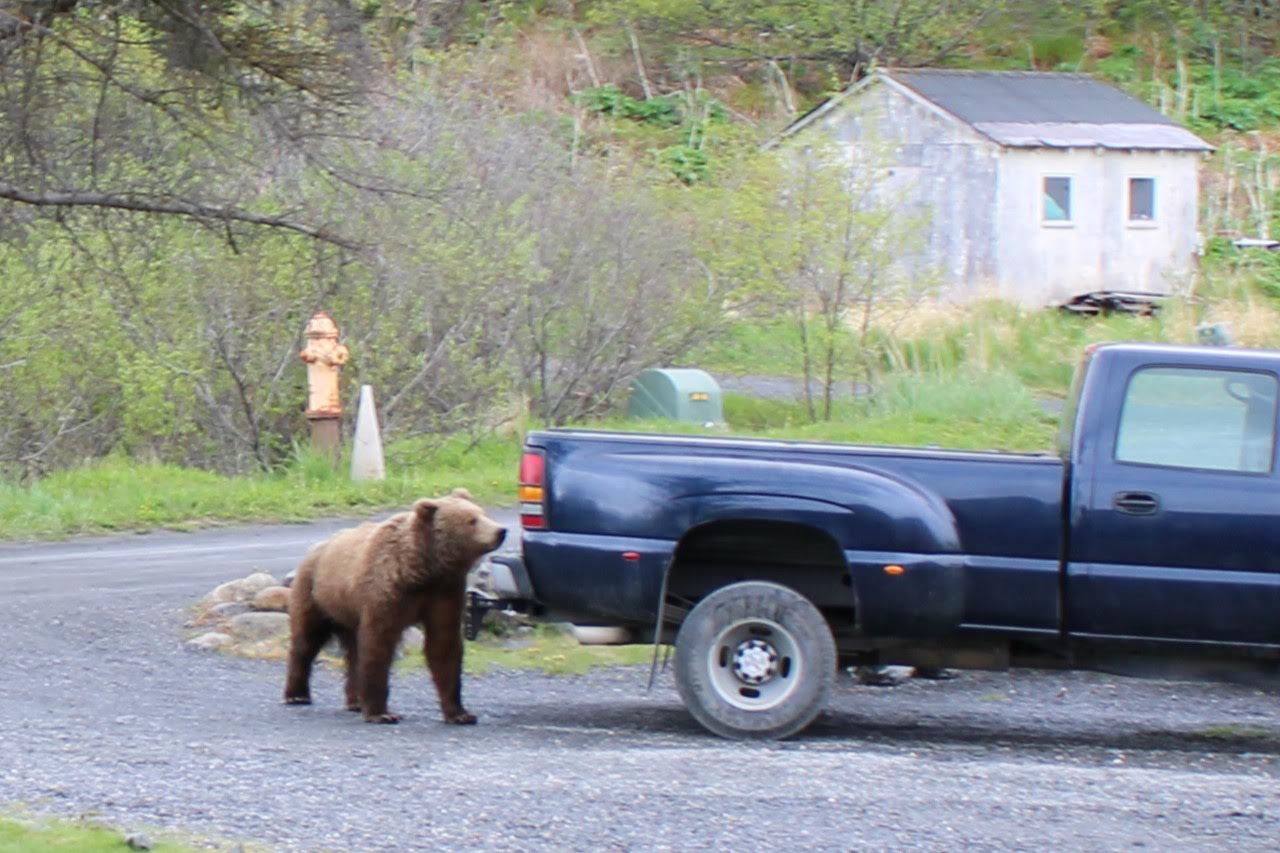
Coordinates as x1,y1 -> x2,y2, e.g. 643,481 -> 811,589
665,476 -> 964,636
665,459 -> 962,555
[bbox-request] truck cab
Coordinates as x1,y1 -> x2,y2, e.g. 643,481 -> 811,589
1062,343 -> 1280,645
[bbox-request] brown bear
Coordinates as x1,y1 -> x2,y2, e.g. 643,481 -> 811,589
283,488 -> 506,724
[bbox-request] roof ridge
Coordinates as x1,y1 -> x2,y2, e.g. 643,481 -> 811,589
883,67 -> 1094,78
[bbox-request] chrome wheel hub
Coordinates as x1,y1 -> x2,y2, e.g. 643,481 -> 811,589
706,618 -> 802,711
733,638 -> 778,684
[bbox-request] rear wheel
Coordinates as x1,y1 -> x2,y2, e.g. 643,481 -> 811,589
674,581 -> 836,740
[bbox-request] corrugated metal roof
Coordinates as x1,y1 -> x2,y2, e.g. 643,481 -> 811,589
880,69 -> 1213,152
972,121 -> 1214,151
890,69 -> 1172,125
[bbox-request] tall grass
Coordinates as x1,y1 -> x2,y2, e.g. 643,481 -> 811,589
745,371 -> 1059,452
879,300 -> 1188,395
693,303 -> 1181,394
12,285 -> 1277,540
0,437 -> 522,540
689,319 -> 809,377
694,294 -> 1280,398
0,371 -> 1059,540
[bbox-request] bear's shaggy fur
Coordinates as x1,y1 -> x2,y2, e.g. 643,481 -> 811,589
283,488 -> 506,724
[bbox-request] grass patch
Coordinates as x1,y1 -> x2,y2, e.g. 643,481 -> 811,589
0,435 -> 522,540
880,300 -> 1188,395
2,366 -> 1060,540
390,626 -> 653,676
793,369 -> 1059,452
15,299 -> 1193,540
464,627 -> 653,675
690,318 -> 808,377
208,624 -> 653,676
1198,724 -> 1277,741
689,302 -> 1206,395
617,370 -> 1060,453
0,816 -> 202,852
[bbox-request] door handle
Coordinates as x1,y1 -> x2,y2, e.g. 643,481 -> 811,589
1113,491 -> 1160,515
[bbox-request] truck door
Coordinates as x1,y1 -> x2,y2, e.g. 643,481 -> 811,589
1067,360 -> 1280,645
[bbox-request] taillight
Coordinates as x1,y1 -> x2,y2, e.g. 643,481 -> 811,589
519,450 -> 546,530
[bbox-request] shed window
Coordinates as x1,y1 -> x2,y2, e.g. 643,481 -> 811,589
1043,177 -> 1072,222
1129,177 -> 1155,221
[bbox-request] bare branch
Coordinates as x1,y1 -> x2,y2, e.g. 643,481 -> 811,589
0,182 -> 362,249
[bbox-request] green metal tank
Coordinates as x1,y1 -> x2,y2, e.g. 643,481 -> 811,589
627,368 -> 724,425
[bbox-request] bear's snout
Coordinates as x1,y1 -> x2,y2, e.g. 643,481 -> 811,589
491,527 -> 507,548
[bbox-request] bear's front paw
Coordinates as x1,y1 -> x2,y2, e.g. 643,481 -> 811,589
445,711 -> 477,725
282,695 -> 312,705
364,712 -> 401,724
345,702 -> 362,713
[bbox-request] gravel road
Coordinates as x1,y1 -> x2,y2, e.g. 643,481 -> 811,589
1,517 -> 1278,852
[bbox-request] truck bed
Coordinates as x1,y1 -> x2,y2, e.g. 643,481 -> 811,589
523,429 -> 1066,633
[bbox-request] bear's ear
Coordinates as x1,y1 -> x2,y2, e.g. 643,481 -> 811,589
413,498 -> 438,522
450,487 -> 474,501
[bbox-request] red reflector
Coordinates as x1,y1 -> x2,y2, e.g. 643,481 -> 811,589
519,451 -> 545,486
622,551 -> 640,562
521,515 -> 545,529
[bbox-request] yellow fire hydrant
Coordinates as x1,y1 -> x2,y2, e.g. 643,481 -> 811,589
299,310 -> 349,460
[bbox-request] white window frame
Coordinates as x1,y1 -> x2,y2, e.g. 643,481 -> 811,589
1041,174 -> 1074,227
1127,176 -> 1157,228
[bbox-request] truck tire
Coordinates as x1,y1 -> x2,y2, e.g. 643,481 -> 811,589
674,581 -> 836,740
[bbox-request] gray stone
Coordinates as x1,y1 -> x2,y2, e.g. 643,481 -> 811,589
186,632 -> 233,651
251,586 -> 291,612
126,833 -> 153,851
203,580 -> 243,606
202,571 -> 278,606
207,602 -> 251,621
227,612 -> 290,642
236,571 -> 278,599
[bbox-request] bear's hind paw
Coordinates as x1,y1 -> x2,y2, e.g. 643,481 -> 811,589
282,696 -> 312,705
365,712 -> 401,724
445,711 -> 477,725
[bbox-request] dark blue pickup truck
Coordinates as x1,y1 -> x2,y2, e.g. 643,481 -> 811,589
487,342 -> 1280,739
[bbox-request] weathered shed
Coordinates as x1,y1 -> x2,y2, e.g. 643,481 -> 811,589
780,69 -> 1214,305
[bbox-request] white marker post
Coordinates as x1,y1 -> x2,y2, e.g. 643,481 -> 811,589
350,384 -> 386,481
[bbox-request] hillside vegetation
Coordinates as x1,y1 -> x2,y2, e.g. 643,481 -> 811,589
3,1 -> 1280,510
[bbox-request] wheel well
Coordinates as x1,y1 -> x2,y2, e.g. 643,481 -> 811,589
665,520 -> 853,623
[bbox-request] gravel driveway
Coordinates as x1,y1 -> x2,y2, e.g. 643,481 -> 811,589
1,519 -> 1278,852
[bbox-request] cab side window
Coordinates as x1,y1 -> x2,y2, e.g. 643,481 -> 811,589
1115,367 -> 1277,473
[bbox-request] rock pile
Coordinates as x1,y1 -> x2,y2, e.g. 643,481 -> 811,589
185,571 -> 292,656
185,570 -> 427,660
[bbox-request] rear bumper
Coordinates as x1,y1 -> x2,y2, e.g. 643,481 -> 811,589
488,554 -> 536,600
465,554 -> 537,641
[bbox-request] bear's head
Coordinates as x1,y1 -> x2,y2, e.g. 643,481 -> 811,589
412,488 -> 507,567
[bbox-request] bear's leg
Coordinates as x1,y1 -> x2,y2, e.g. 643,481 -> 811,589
355,618 -> 403,723
284,601 -> 333,705
337,628 -> 361,712
423,589 -> 476,725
